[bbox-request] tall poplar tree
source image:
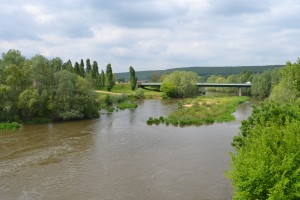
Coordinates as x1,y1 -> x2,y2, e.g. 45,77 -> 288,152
106,63 -> 114,91
129,66 -> 137,90
86,59 -> 92,75
92,61 -> 99,79
100,69 -> 105,89
79,59 -> 85,77
74,62 -> 80,75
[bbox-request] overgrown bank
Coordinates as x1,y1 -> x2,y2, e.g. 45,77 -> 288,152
227,60 -> 300,199
147,96 -> 249,126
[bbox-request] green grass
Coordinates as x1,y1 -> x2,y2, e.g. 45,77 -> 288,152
0,122 -> 22,131
117,101 -> 138,110
98,83 -> 162,99
110,83 -> 132,93
147,96 -> 249,126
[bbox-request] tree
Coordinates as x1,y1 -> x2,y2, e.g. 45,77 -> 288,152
49,57 -> 63,72
74,62 -> 80,75
129,66 -> 137,90
100,69 -> 105,89
86,59 -> 92,75
63,59 -> 74,73
269,61 -> 300,103
92,61 -> 99,79
52,70 -> 99,120
30,55 -> 52,117
106,63 -> 114,91
160,80 -> 177,98
251,68 -> 281,98
79,59 -> 85,77
1,49 -> 25,68
161,71 -> 199,98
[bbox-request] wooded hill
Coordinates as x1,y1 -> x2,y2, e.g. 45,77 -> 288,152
116,65 -> 283,81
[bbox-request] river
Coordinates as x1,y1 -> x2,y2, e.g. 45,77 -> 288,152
0,100 -> 252,200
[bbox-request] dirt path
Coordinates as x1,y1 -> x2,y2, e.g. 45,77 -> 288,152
95,90 -> 123,95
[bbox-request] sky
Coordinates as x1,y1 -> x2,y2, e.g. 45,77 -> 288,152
0,0 -> 300,72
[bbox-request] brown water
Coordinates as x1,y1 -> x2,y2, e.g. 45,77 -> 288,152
0,100 -> 252,200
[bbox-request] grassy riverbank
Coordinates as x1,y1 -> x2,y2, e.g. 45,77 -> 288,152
97,83 -> 162,99
0,122 -> 22,131
147,96 -> 249,126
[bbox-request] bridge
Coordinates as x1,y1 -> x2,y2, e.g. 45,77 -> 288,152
138,82 -> 252,96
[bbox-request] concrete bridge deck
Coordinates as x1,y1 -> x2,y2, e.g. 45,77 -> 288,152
138,82 -> 252,88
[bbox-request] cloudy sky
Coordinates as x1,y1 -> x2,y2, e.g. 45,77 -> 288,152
0,0 -> 299,72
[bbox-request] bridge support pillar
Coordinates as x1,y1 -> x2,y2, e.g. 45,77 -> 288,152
238,88 -> 242,96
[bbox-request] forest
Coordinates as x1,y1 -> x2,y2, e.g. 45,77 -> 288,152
115,65 -> 283,81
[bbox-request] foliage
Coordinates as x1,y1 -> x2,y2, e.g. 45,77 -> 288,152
161,71 -> 199,98
269,60 -> 300,103
117,101 -> 138,110
0,122 -> 22,131
147,96 -> 249,126
228,61 -> 300,199
251,68 -> 281,98
106,63 -> 115,91
0,49 -> 100,123
129,66 -> 137,91
227,120 -> 300,200
133,88 -> 145,99
232,102 -> 300,149
160,80 -> 177,98
99,94 -> 138,112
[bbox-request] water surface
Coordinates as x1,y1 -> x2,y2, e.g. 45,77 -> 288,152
0,100 -> 252,200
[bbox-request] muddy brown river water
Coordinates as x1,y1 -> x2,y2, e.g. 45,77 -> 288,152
0,100 -> 252,200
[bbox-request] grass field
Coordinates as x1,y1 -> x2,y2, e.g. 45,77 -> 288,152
97,83 -> 162,99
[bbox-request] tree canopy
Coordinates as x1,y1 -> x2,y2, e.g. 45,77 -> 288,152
0,49 -> 101,122
161,71 -> 199,98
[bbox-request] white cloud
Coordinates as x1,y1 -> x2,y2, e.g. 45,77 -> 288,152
0,0 -> 299,72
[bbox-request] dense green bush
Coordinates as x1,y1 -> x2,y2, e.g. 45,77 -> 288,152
0,122 -> 22,130
227,121 -> 300,199
232,102 -> 300,149
229,101 -> 300,199
133,88 -> 145,99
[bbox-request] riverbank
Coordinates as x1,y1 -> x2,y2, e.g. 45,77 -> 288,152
147,96 -> 249,126
97,83 -> 162,99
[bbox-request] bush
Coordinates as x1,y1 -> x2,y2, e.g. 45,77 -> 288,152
227,121 -> 300,199
228,102 -> 300,199
133,88 -> 145,99
0,122 -> 22,131
232,102 -> 300,149
117,101 -> 137,110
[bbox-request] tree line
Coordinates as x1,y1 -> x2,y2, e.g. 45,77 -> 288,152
227,60 -> 300,199
0,49 -> 133,123
158,68 -> 281,99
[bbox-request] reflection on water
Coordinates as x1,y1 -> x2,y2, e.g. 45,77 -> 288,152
0,100 -> 252,200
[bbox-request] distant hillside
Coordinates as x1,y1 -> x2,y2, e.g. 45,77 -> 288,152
115,65 -> 284,81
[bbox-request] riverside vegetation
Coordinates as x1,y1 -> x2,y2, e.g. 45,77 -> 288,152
227,60 -> 300,199
147,96 -> 249,126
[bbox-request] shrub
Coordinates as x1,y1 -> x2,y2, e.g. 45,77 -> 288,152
0,122 -> 22,131
134,88 -> 145,99
227,121 -> 300,199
